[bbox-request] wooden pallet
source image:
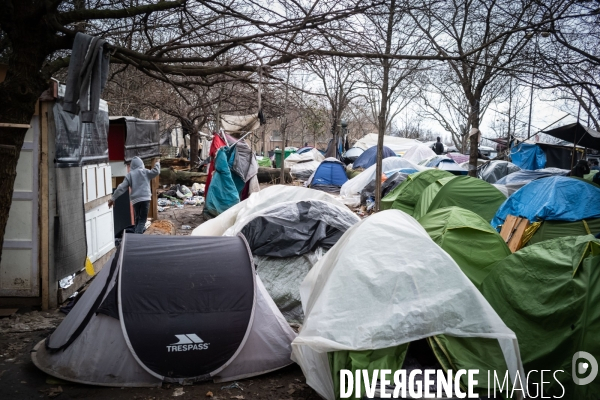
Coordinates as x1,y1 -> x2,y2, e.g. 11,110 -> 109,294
500,214 -> 531,252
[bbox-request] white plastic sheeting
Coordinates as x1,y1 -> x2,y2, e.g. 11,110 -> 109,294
339,158 -> 426,207
290,160 -> 321,181
284,148 -> 324,168
402,143 -> 436,163
191,185 -> 345,236
292,211 -> 524,400
353,134 -> 421,155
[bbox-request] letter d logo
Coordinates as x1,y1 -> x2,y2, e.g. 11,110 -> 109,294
572,351 -> 598,386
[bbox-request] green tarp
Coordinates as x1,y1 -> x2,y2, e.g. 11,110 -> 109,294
413,176 -> 456,220
257,157 -> 272,168
380,169 -> 453,213
418,206 -> 511,288
426,176 -> 506,222
479,235 -> 600,399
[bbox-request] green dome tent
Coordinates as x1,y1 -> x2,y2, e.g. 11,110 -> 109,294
380,169 -> 453,214
418,206 -> 513,393
418,206 -> 512,287
425,176 -> 507,222
477,235 -> 600,399
413,176 -> 456,220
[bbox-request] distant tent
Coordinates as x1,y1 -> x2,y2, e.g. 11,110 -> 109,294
340,157 -> 424,207
353,133 -> 420,155
412,176 -> 456,220
351,145 -> 396,170
342,147 -> 364,164
380,169 -> 454,213
418,206 -> 511,287
423,176 -> 507,222
402,143 -> 436,163
478,160 -> 521,183
494,168 -> 569,195
292,211 -> 523,400
32,235 -> 296,386
307,158 -> 348,193
492,176 -> 600,229
473,235 -> 600,398
510,142 -> 546,170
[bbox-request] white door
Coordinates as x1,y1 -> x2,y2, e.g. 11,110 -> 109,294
0,117 -> 39,296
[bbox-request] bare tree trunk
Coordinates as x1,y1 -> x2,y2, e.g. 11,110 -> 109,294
468,99 -> 480,177
375,0 -> 395,212
280,66 -> 291,183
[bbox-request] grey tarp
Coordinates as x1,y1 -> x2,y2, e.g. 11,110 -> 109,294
54,167 -> 88,279
33,235 -> 296,386
110,117 -> 160,162
240,200 -> 359,258
236,200 -> 360,323
478,160 -> 520,184
54,101 -> 109,166
231,140 -> 258,182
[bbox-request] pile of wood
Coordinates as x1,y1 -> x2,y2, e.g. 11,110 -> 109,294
159,158 -> 191,171
160,168 -> 207,186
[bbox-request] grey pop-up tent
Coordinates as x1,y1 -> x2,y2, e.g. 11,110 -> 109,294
32,234 -> 296,387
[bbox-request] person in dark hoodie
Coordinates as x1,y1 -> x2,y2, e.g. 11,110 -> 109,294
108,157 -> 160,234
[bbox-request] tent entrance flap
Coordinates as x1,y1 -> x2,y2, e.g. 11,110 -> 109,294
118,234 -> 256,381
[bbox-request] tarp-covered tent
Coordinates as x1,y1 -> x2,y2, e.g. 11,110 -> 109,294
284,148 -> 325,181
380,169 -> 454,213
226,200 -> 359,323
510,142 -> 546,170
359,171 -> 412,207
353,133 -> 421,155
307,158 -> 348,193
339,157 -> 423,207
402,143 -> 436,163
351,145 -> 396,170
478,160 -> 521,183
292,211 -> 523,400
420,155 -> 468,175
32,234 -> 296,386
284,148 -> 324,168
412,176 -> 456,220
474,235 -> 600,398
495,168 -> 569,185
418,206 -> 511,287
492,176 -> 600,229
542,122 -> 600,151
341,147 -> 363,164
423,176 -> 507,222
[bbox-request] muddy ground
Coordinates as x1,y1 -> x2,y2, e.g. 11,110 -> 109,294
0,198 -> 321,400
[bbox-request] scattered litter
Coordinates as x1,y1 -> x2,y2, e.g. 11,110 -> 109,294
176,204 -> 184,209
172,387 -> 185,396
206,391 -> 214,397
39,386 -> 63,398
184,196 -> 204,206
158,198 -> 173,207
230,396 -> 244,400
181,225 -> 191,230
221,382 -> 243,391
58,274 -> 75,289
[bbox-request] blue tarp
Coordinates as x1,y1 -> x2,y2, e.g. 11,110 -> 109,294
352,145 -> 396,169
491,176 -> 600,228
204,147 -> 241,217
510,143 -> 546,170
495,168 -> 568,185
311,158 -> 348,188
